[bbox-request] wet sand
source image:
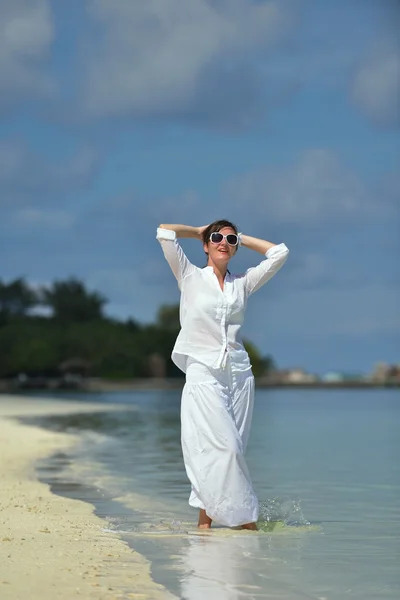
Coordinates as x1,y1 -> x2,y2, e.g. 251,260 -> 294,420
0,394 -> 176,600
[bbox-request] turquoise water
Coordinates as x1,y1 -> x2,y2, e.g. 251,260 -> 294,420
31,388 -> 399,599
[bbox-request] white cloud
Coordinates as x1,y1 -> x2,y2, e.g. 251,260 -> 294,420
13,208 -> 75,229
246,282 -> 400,342
225,148 -> 368,224
0,0 -> 54,106
352,42 -> 400,127
0,140 -> 26,182
82,0 -> 291,122
288,252 -> 328,286
0,140 -> 101,207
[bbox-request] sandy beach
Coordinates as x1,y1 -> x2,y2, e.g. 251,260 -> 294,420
0,394 -> 176,600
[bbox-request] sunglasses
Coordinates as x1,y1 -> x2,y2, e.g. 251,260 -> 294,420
209,232 -> 239,246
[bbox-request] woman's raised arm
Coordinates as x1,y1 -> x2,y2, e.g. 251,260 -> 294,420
240,234 -> 277,254
157,225 -> 206,289
239,234 -> 289,295
159,224 -> 205,239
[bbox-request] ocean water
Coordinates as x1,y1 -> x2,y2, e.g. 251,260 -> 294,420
27,388 -> 399,599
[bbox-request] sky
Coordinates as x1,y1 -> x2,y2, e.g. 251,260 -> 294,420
0,0 -> 399,375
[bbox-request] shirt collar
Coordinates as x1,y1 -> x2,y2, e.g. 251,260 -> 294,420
203,266 -> 231,280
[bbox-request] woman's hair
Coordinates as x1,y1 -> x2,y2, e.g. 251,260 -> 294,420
202,220 -> 239,262
202,219 -> 239,245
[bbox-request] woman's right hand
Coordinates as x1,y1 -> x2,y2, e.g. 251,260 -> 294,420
197,225 -> 209,239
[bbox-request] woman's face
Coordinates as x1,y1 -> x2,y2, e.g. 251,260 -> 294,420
204,226 -> 238,266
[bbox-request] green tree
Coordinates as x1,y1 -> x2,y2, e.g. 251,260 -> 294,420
0,278 -> 38,321
156,304 -> 180,332
259,354 -> 276,375
243,340 -> 276,378
42,278 -> 107,322
0,278 -> 274,381
0,317 -> 63,376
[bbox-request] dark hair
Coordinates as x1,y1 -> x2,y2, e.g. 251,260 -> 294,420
202,219 -> 239,260
202,219 -> 239,244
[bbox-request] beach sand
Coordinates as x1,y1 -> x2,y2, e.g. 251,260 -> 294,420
0,394 -> 176,600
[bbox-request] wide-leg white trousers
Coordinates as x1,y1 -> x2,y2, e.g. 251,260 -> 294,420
181,359 -> 259,527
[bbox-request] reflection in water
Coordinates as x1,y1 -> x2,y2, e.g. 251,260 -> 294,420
176,529 -> 317,600
27,388 -> 400,599
180,534 -> 263,600
121,517 -> 316,600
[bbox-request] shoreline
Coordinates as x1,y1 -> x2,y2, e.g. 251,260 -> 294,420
1,378 -> 398,394
85,378 -> 399,391
0,394 -> 176,600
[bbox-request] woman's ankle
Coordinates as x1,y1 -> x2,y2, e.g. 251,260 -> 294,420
198,508 -> 212,528
241,522 -> 258,530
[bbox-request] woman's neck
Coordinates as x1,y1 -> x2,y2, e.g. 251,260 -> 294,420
207,259 -> 227,281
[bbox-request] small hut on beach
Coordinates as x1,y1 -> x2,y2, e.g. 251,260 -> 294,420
58,357 -> 91,388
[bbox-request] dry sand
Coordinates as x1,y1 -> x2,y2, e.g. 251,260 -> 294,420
0,395 -> 177,600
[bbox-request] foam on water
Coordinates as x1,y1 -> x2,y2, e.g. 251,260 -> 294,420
114,496 -> 318,538
125,519 -> 319,538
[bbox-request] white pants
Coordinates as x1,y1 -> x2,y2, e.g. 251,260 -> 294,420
181,358 -> 259,527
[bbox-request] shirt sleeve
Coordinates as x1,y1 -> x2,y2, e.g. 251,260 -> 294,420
243,243 -> 289,295
156,228 -> 195,289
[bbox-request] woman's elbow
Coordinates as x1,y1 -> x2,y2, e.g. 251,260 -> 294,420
278,245 -> 290,265
281,244 -> 290,259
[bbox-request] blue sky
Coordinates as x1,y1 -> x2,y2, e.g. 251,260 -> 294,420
0,0 -> 399,375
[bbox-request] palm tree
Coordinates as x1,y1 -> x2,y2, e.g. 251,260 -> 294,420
41,278 -> 107,322
0,278 -> 38,319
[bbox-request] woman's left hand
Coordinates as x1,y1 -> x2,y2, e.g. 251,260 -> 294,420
197,225 -> 209,238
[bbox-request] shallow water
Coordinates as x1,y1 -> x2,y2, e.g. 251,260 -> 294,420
26,388 -> 400,599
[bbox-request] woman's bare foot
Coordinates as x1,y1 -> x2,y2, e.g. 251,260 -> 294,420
198,509 -> 212,529
241,522 -> 258,530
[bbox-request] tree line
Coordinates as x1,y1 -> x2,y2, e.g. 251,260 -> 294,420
0,278 -> 275,380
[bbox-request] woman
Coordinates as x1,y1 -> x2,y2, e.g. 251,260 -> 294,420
157,220 -> 289,529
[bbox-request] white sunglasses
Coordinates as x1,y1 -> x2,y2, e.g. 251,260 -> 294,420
209,232 -> 239,246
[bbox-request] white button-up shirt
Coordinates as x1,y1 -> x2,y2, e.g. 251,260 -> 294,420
157,228 -> 289,373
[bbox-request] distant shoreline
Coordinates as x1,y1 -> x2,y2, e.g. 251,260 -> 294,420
2,377 -> 398,393
87,378 -> 399,391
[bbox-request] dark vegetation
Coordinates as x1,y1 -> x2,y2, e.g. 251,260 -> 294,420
0,278 -> 275,380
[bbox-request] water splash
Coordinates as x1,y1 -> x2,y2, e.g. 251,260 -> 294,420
115,499 -> 313,536
258,497 -> 310,527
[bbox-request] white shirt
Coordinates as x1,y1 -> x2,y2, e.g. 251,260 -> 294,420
157,228 -> 289,373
